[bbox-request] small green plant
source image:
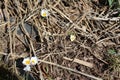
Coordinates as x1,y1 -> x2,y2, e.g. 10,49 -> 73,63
107,55 -> 120,73
107,49 -> 116,54
108,0 -> 120,7
108,0 -> 115,6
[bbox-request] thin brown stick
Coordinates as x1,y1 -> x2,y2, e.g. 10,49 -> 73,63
38,59 -> 103,80
63,57 -> 94,68
88,16 -> 120,21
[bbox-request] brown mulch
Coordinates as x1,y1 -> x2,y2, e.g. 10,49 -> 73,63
0,0 -> 120,80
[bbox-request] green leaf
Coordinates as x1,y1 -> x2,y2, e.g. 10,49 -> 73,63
118,14 -> 120,16
107,49 -> 116,54
118,0 -> 120,6
108,0 -> 114,6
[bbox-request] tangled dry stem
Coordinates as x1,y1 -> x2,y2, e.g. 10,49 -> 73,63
0,0 -> 120,80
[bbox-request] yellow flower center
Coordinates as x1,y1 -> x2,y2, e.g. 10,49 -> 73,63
25,60 -> 30,65
42,12 -> 47,17
31,60 -> 35,63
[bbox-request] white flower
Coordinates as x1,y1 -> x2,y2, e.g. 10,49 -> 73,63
22,57 -> 31,66
30,56 -> 38,65
70,34 -> 76,41
23,65 -> 31,71
41,9 -> 49,17
22,56 -> 38,72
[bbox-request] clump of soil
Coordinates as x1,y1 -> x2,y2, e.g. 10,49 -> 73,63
0,61 -> 21,80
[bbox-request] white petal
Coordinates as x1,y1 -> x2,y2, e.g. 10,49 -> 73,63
82,26 -> 87,32
23,65 -> 31,71
30,56 -> 38,65
70,34 -> 76,41
22,57 -> 30,66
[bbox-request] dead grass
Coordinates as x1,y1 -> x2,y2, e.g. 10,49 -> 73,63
0,0 -> 120,80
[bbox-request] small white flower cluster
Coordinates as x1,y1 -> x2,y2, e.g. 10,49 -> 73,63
22,56 -> 38,71
40,9 -> 49,17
